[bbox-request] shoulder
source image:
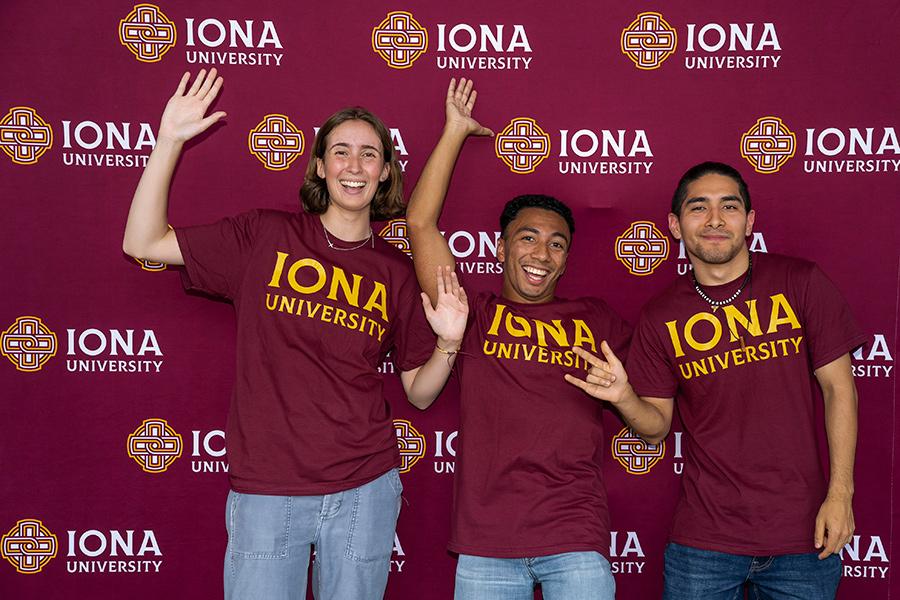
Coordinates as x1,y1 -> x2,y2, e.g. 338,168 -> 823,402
372,236 -> 417,273
641,275 -> 690,315
754,252 -> 820,284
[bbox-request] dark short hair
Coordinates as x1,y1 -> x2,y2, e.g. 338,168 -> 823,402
671,162 -> 751,215
499,194 -> 575,239
300,107 -> 404,220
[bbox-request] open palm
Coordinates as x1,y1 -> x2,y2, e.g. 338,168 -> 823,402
158,69 -> 226,144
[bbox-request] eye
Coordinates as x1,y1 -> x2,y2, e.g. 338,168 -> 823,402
521,235 -> 535,242
551,241 -> 565,250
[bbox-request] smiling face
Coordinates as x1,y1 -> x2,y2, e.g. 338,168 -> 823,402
497,207 -> 571,304
315,119 -> 390,219
669,173 -> 755,268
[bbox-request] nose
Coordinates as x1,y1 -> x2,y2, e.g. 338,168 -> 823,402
531,242 -> 550,261
706,206 -> 724,228
347,153 -> 362,173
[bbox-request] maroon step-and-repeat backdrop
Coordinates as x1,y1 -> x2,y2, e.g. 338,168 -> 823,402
1,1 -> 897,598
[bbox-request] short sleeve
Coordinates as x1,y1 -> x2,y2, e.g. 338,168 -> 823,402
800,263 -> 867,369
390,268 -> 436,372
627,310 -> 678,399
587,298 -> 632,362
174,210 -> 261,300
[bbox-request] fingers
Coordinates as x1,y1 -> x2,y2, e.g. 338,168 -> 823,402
435,265 -> 447,297
420,292 -> 435,317
466,89 -> 477,111
187,69 -> 207,96
600,340 -> 622,367
198,68 -> 219,101
571,345 -> 606,369
202,76 -> 224,107
564,373 -> 591,392
814,515 -> 825,553
175,72 -> 190,96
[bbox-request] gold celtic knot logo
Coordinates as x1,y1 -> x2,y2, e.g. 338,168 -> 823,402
2,519 -> 58,574
379,219 -> 412,257
740,116 -> 796,174
611,427 -> 665,475
0,107 -> 53,165
372,11 -> 429,69
616,221 -> 669,276
1,316 -> 57,372
135,258 -> 168,272
495,117 -> 551,174
394,419 -> 426,473
128,418 -> 183,473
248,114 -> 305,171
119,4 -> 177,63
621,12 -> 678,70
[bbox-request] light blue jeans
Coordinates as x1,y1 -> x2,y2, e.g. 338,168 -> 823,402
454,551 -> 616,599
663,542 -> 842,600
224,469 -> 402,600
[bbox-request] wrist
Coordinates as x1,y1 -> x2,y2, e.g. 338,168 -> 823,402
155,134 -> 185,151
436,338 -> 462,353
825,485 -> 854,501
442,121 -> 472,140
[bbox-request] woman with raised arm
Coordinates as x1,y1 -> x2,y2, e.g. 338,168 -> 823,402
407,79 -> 629,599
124,69 -> 467,600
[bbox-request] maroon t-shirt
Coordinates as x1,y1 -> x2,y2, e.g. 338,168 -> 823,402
627,253 -> 865,555
450,292 -> 632,558
175,209 -> 434,495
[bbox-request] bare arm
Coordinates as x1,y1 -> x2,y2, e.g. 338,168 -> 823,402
122,69 -> 226,265
406,78 -> 493,304
400,266 -> 468,409
565,343 -> 674,444
813,352 -> 858,559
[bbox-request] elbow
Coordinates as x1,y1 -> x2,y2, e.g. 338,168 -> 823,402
122,237 -> 138,259
404,212 -> 428,233
407,393 -> 435,411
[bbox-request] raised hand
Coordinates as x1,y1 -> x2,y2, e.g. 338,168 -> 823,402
445,78 -> 494,137
158,69 -> 226,144
421,266 -> 468,349
564,341 -> 631,404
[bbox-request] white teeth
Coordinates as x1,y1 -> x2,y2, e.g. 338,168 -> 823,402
523,266 -> 548,276
341,180 -> 366,188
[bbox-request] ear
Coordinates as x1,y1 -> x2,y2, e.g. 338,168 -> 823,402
667,213 -> 682,240
496,237 -> 506,263
745,209 -> 756,237
379,162 -> 390,183
316,157 -> 325,179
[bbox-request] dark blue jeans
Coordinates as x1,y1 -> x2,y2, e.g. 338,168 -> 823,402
663,542 -> 841,600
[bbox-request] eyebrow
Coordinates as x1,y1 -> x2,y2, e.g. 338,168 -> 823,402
328,142 -> 382,153
685,194 -> 742,204
514,225 -> 570,244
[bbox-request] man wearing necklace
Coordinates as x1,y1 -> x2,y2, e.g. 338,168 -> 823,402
569,162 -> 865,599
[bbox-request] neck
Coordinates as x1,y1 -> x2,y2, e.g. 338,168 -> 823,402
690,246 -> 751,286
320,207 -> 371,241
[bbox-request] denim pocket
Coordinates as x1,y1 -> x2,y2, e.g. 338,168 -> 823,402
345,470 -> 402,563
228,491 -> 291,559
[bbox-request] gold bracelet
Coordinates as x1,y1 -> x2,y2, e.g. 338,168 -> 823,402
435,343 -> 460,355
